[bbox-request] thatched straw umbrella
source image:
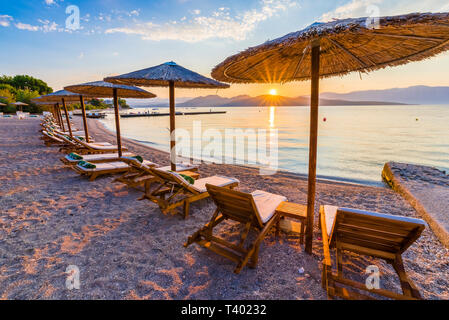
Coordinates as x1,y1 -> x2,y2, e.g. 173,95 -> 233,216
35,92 -> 93,142
32,90 -> 88,137
13,102 -> 28,112
64,81 -> 156,157
211,12 -> 449,253
37,102 -> 57,121
104,61 -> 230,170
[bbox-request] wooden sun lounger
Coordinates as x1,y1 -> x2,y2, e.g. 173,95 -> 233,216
58,135 -> 122,155
185,184 -> 287,273
71,159 -> 155,181
320,205 -> 426,300
115,157 -> 199,190
140,167 -> 239,219
41,130 -> 66,147
60,152 -> 135,165
71,136 -> 128,154
41,127 -> 91,141
55,134 -> 100,154
41,123 -> 82,135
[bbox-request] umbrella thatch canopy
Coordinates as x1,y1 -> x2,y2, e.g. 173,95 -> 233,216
212,12 -> 449,82
32,90 -> 85,103
32,90 -> 89,137
13,101 -> 28,112
104,61 -> 230,170
65,81 -> 157,98
104,61 -> 230,88
211,12 -> 449,254
64,81 -> 156,156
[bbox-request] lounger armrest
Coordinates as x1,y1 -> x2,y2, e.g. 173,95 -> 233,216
320,206 -> 332,267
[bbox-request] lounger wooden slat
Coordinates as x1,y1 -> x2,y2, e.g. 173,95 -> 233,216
115,157 -> 197,190
320,205 -> 426,300
185,185 -> 287,274
60,152 -> 135,165
41,130 -> 66,147
140,167 -> 238,219
71,159 -> 155,181
72,161 -> 130,181
59,136 -> 126,155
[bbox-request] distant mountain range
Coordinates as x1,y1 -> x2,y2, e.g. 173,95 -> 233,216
127,85 -> 449,108
320,86 -> 449,105
177,94 -> 406,107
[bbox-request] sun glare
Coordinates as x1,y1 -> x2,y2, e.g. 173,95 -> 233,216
269,89 -> 277,96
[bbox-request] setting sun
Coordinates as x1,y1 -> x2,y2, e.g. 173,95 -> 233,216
269,89 -> 277,96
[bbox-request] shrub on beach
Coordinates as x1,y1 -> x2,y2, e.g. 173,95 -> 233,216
0,75 -> 52,95
67,98 -> 112,111
0,74 -> 53,113
118,98 -> 130,109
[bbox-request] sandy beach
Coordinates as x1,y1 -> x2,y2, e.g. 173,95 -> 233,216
0,117 -> 448,300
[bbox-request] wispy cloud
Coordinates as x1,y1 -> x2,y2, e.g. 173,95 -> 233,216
0,14 -> 13,27
38,19 -> 59,32
105,0 -> 298,42
320,0 -> 449,21
14,19 -> 62,32
44,0 -> 59,6
129,9 -> 140,17
15,22 -> 40,31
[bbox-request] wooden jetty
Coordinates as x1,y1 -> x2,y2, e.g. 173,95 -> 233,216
120,111 -> 226,118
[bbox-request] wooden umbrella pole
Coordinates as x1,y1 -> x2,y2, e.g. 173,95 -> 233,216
59,105 -> 65,131
305,40 -> 321,254
79,95 -> 90,143
57,103 -> 65,132
62,98 -> 73,137
53,104 -> 59,124
169,80 -> 176,171
113,88 -> 123,157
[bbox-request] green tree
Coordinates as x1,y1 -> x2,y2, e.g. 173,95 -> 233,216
118,98 -> 130,109
0,83 -> 17,96
0,87 -> 15,113
0,75 -> 53,95
15,89 -> 40,112
87,98 -> 111,109
0,88 -> 14,103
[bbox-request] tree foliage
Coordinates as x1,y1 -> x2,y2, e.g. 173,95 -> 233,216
0,75 -> 53,113
0,75 -> 53,95
0,88 -> 14,103
118,98 -> 130,109
87,98 -> 111,109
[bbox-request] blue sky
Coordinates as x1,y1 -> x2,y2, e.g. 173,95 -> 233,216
2,0 -> 449,99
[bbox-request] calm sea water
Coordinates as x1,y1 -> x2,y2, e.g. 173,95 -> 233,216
100,105 -> 449,186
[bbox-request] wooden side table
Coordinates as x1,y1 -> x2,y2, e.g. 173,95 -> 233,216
275,202 -> 307,244
178,170 -> 200,180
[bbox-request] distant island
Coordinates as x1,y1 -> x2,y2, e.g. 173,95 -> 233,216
177,94 -> 407,108
127,85 -> 449,108
320,85 -> 449,105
